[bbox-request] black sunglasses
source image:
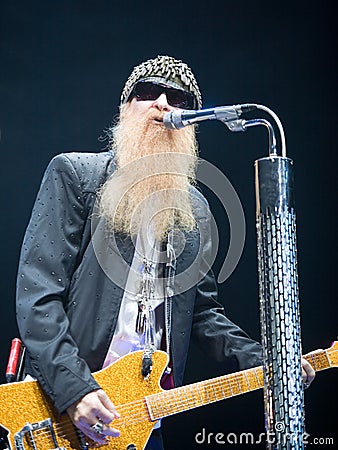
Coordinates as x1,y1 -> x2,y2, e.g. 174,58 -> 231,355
131,81 -> 195,110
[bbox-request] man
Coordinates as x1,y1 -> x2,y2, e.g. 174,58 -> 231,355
16,55 -> 315,449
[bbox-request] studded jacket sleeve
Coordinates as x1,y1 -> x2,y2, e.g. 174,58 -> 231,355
16,153 -> 104,413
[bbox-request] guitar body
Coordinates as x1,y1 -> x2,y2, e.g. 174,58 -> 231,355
0,350 -> 169,450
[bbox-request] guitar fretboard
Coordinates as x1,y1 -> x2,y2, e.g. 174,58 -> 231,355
146,348 -> 333,420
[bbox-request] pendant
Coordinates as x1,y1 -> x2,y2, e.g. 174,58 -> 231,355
136,300 -> 147,334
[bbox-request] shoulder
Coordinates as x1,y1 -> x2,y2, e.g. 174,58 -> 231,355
46,151 -> 115,193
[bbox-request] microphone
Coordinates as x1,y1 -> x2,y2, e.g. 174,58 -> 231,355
163,104 -> 256,129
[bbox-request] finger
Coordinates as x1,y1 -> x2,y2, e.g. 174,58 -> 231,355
102,425 -> 121,437
67,390 -> 120,441
85,421 -> 120,442
97,389 -> 120,419
90,417 -> 120,437
301,367 -> 307,383
306,364 -> 315,382
77,423 -> 108,445
89,397 -> 116,424
301,358 -> 316,381
301,359 -> 316,390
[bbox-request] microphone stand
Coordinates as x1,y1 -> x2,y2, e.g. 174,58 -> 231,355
223,107 -> 305,449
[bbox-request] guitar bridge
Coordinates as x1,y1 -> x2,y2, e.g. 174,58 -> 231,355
14,419 -> 66,450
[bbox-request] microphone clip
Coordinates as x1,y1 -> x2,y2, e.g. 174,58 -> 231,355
223,119 -> 247,132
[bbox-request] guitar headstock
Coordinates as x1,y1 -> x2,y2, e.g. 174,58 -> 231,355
327,341 -> 338,367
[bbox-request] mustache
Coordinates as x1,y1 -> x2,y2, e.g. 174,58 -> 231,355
146,109 -> 165,123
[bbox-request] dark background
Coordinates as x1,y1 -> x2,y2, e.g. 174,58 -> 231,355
0,1 -> 337,449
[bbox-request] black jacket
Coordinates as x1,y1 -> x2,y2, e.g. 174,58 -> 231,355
16,151 -> 262,414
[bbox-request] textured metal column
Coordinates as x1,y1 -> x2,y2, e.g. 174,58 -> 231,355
255,156 -> 304,449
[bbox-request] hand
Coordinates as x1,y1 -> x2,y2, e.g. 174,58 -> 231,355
301,357 -> 315,389
67,389 -> 120,444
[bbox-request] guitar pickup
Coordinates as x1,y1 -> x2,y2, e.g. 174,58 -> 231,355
14,419 -> 66,450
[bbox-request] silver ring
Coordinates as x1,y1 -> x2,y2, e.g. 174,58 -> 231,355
303,381 -> 310,390
91,420 -> 104,434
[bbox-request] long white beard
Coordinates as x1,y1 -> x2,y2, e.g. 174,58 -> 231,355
98,103 -> 199,241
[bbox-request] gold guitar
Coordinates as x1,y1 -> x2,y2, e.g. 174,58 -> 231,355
0,342 -> 337,450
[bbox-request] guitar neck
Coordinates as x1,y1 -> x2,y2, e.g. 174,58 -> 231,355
146,348 -> 333,421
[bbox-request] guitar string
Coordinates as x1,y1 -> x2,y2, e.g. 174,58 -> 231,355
120,348 -> 329,419
23,362 -> 329,448
22,356 -> 320,444
20,365 -> 300,449
24,367 -> 266,446
47,347 -> 326,435
144,368 -> 265,419
24,348 -> 332,447
23,370 -> 257,446
107,347 -> 330,419
22,350 -> 334,446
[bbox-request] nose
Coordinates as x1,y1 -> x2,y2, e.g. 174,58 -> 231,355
152,93 -> 171,111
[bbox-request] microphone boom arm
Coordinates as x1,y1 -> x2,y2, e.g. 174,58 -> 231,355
224,118 -> 278,156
